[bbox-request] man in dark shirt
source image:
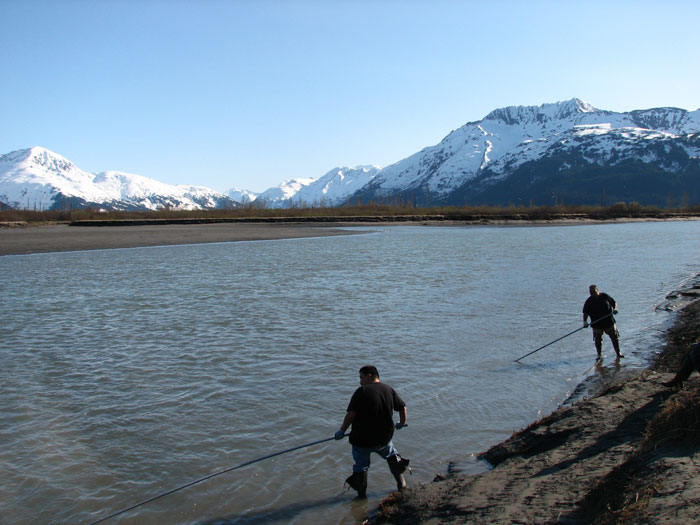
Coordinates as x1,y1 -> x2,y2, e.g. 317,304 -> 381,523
583,284 -> 623,359
335,365 -> 409,497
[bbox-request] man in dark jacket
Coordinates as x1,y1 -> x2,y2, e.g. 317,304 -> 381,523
583,284 -> 623,359
335,365 -> 409,497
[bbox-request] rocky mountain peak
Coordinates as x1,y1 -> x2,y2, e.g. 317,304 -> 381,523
482,98 -> 599,126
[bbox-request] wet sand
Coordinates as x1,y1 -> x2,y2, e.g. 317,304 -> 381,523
0,222 -> 363,256
376,290 -> 700,523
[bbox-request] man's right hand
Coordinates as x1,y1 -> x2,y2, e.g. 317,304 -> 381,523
334,429 -> 345,440
583,321 -> 589,328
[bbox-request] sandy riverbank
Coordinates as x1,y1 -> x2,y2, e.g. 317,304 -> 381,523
376,291 -> 700,523
0,222 -> 365,256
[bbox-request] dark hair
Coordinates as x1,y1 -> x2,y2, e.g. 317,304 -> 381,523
359,365 -> 379,378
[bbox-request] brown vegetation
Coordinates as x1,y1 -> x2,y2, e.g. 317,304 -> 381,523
3,202 -> 700,225
643,385 -> 700,448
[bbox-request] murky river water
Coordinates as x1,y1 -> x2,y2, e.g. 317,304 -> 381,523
2,221 -> 699,524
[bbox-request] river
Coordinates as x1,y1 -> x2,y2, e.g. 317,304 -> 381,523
1,221 -> 699,524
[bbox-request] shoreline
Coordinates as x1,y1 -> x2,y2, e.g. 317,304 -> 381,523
2,216 -> 700,256
376,285 -> 700,523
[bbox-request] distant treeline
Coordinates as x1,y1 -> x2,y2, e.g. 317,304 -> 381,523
2,202 -> 700,224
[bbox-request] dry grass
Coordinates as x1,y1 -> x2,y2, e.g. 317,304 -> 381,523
2,202 -> 697,224
643,385 -> 700,449
376,491 -> 406,520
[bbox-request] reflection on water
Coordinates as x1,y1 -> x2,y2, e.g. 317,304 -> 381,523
1,222 -> 699,524
565,357 -> 634,403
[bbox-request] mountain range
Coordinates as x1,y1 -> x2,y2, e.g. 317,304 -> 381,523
2,98 -> 699,211
0,147 -> 237,211
350,98 -> 700,208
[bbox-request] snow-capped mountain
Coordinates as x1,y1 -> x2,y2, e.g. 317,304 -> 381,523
350,98 -> 700,206
251,177 -> 315,207
294,166 -> 380,206
0,147 -> 237,211
251,166 -> 381,208
5,99 -> 699,211
227,98 -> 700,208
226,188 -> 259,204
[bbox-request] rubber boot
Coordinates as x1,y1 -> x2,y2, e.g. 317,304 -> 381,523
345,471 -> 367,498
613,339 -> 624,358
387,454 -> 410,491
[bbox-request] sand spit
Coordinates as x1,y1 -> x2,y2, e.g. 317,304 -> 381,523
0,222 -> 363,256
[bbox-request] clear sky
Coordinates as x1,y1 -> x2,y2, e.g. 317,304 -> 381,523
2,0 -> 699,193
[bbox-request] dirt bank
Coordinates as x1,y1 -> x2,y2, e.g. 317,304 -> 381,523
376,297 -> 700,524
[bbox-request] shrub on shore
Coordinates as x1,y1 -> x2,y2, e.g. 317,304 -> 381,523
2,202 -> 698,224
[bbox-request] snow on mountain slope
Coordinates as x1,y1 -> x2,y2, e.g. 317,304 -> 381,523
292,166 -> 380,206
254,177 -> 316,207
358,98 -> 700,199
630,107 -> 700,134
252,166 -> 381,208
545,124 -> 699,173
94,170 -> 186,200
93,171 -> 228,209
0,147 -> 234,210
226,188 -> 259,204
0,147 -> 113,209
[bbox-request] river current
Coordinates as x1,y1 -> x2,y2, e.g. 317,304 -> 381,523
2,221 -> 699,524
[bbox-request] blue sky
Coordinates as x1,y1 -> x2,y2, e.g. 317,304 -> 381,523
2,0 -> 699,193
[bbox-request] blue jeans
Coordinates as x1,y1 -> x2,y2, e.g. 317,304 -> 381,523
352,441 -> 398,473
